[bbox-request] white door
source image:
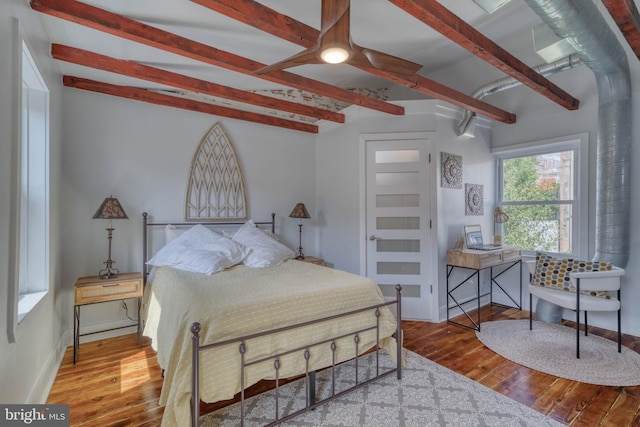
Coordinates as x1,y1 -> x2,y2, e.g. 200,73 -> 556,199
365,138 -> 433,320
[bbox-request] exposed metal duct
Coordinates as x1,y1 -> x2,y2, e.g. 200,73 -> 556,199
456,54 -> 584,137
523,0 -> 631,267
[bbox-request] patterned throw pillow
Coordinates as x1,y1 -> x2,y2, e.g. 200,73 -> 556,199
531,252 -> 613,298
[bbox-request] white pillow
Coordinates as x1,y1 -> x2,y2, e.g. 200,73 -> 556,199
232,220 -> 295,268
165,224 -> 188,244
148,224 -> 248,274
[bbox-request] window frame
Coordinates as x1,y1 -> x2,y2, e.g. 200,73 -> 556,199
492,133 -> 589,259
7,22 -> 50,343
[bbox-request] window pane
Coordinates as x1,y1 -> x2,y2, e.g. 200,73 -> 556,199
377,239 -> 420,252
503,204 -> 573,253
376,194 -> 419,208
379,284 -> 421,298
375,149 -> 419,163
503,151 -> 574,202
377,262 -> 420,275
376,217 -> 419,230
376,172 -> 418,186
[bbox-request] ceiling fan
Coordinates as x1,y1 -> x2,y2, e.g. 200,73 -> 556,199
254,0 -> 422,76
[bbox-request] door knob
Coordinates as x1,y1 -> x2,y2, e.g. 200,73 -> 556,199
369,235 -> 382,241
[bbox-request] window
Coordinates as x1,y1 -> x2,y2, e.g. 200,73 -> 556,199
10,38 -> 50,336
494,134 -> 588,257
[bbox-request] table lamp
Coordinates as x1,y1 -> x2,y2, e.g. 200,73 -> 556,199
493,206 -> 510,245
93,196 -> 128,279
289,202 -> 310,259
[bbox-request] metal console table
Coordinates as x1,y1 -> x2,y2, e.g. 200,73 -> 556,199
446,247 -> 522,331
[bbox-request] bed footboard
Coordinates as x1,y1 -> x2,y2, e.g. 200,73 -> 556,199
190,285 -> 403,427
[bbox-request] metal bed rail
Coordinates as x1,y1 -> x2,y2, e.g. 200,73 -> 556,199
190,285 -> 403,427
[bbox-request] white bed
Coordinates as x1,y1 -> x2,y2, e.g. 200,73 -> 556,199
141,213 -> 401,427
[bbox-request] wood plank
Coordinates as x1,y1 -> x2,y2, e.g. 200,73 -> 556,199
570,386 -> 627,427
51,44 -> 345,124
47,306 -> 640,426
192,0 -> 516,124
30,0 -> 404,116
602,0 -> 640,60
388,0 -> 580,111
62,76 -> 319,134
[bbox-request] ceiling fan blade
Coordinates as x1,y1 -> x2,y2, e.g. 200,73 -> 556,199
351,45 -> 423,75
254,48 -> 322,74
256,0 -> 421,76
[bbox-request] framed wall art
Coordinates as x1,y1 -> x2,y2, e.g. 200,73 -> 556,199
441,152 -> 462,189
465,183 -> 484,216
185,123 -> 247,220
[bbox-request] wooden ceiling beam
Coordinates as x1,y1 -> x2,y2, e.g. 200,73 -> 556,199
51,44 -> 344,123
62,76 -> 319,133
389,0 -> 580,111
602,0 -> 640,60
30,0 -> 404,116
193,0 -> 515,123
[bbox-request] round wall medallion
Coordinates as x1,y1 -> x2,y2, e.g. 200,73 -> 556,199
465,183 -> 484,216
441,152 -> 462,189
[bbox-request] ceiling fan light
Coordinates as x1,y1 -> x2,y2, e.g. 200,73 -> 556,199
320,47 -> 349,64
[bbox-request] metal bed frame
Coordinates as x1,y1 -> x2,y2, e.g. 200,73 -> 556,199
142,212 -> 403,426
142,212 -> 275,285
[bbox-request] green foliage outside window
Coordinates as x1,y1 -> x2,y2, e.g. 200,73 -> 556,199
501,156 -> 567,253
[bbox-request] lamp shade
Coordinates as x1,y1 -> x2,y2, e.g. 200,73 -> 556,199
93,196 -> 128,220
494,206 -> 510,224
289,202 -> 310,219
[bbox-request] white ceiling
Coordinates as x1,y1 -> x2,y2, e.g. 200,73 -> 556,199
38,0 -> 546,93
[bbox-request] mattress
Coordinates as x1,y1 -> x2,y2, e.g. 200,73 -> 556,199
143,259 -> 398,427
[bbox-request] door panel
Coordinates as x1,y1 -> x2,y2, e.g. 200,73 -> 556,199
366,139 -> 432,320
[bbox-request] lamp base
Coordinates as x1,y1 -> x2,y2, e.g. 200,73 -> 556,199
99,227 -> 119,279
99,271 -> 120,279
99,260 -> 120,279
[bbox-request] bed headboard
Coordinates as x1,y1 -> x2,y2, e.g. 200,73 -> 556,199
141,212 -> 275,284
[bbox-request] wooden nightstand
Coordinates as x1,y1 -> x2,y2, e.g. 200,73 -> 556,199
73,272 -> 143,364
297,256 -> 326,266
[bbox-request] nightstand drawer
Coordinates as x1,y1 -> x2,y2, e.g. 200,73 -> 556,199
74,273 -> 143,305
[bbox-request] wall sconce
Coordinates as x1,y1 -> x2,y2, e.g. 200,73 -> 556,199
289,202 -> 311,259
93,196 -> 128,279
493,206 -> 510,245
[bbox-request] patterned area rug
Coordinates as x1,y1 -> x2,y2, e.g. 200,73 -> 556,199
200,349 -> 563,426
476,319 -> 640,386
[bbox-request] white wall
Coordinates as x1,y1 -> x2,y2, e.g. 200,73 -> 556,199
5,0 -> 638,406
315,100 -> 498,321
60,88 -> 317,341
0,1 -> 65,403
429,7 -> 640,335
490,71 -> 640,335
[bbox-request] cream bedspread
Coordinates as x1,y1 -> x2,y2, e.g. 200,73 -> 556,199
143,259 -> 398,427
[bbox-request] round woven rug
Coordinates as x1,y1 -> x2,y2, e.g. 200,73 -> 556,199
476,319 -> 640,386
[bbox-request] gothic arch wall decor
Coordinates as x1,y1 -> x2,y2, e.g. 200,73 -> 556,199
185,123 -> 247,220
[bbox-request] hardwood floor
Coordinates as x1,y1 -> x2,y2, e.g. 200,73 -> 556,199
47,306 -> 640,426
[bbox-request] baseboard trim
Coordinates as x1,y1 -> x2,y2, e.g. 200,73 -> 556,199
28,332 -> 67,403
